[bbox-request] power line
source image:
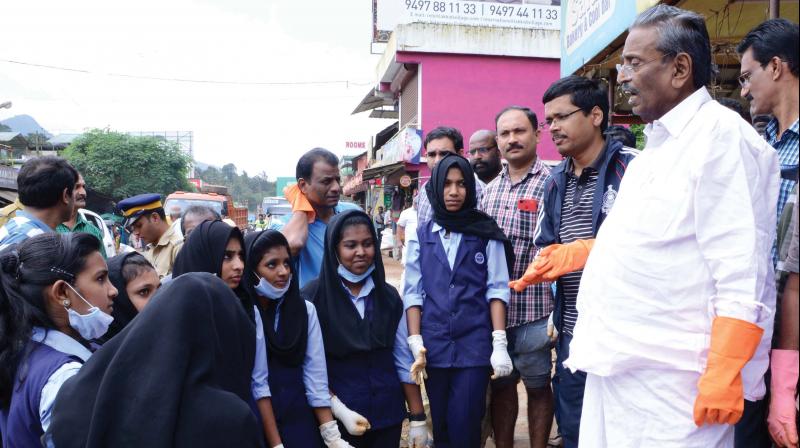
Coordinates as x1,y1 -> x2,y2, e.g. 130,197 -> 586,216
0,58 -> 374,87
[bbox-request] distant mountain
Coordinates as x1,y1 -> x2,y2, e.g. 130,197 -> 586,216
0,115 -> 51,138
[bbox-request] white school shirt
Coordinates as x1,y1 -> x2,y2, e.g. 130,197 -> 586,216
565,87 -> 779,401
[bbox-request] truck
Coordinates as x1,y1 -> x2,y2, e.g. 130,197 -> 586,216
165,182 -> 249,230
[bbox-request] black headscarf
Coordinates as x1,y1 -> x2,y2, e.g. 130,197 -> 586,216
99,252 -> 152,342
243,230 -> 308,367
300,209 -> 403,359
172,220 -> 255,321
425,153 -> 515,272
50,273 -> 264,448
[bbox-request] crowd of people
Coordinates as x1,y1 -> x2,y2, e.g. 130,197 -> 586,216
0,5 -> 797,448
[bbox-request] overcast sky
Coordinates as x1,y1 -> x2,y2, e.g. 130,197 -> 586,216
1,0 -> 393,178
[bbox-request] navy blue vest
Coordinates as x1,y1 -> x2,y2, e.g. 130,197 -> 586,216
417,220 -> 493,368
326,348 -> 406,430
268,347 -> 323,447
326,289 -> 406,430
0,341 -> 80,448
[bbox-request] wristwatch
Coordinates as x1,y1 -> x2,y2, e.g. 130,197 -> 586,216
408,412 -> 426,422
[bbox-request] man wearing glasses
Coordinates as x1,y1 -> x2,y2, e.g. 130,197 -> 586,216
508,75 -> 638,448
468,130 -> 503,186
562,5 -> 778,446
737,18 -> 799,448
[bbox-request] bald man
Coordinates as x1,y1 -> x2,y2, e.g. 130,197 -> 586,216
468,130 -> 503,185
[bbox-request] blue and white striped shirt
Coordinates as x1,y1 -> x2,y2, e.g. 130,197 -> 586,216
0,210 -> 53,251
766,117 -> 799,266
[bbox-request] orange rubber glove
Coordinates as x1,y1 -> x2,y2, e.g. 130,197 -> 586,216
693,317 -> 764,427
284,184 -> 315,223
509,259 -> 547,292
508,239 -> 595,292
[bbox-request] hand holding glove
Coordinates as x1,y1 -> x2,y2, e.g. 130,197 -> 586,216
490,330 -> 513,379
547,312 -> 558,343
534,239 -> 594,282
407,334 -> 428,385
768,349 -> 799,447
509,258 -> 547,292
408,420 -> 429,448
284,184 -> 316,223
319,420 -> 356,448
693,317 -> 764,426
331,395 -> 371,436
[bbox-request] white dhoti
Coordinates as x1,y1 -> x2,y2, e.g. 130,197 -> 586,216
579,369 -> 733,448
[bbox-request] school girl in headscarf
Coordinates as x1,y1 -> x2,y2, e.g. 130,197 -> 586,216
0,232 -> 117,447
244,230 -> 354,448
403,153 -> 514,447
171,220 -> 281,447
301,209 -> 429,448
50,273 -> 265,448
99,252 -> 159,342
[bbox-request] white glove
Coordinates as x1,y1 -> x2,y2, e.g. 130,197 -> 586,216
407,334 -> 428,385
319,420 -> 356,448
331,395 -> 371,436
490,330 -> 513,379
272,445 -> 284,448
547,312 -> 559,343
408,420 -> 429,448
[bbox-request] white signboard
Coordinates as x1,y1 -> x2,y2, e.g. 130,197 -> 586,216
377,0 -> 561,35
564,0 -> 616,56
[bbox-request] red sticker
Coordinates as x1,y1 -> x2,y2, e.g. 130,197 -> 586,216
518,199 -> 538,212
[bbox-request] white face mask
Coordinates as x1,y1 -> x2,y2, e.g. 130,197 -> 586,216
253,273 -> 291,300
64,283 -> 114,341
337,263 -> 375,283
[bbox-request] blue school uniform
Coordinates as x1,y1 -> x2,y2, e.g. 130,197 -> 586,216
267,300 -> 329,448
403,220 -> 510,448
0,328 -> 92,448
326,278 -> 414,437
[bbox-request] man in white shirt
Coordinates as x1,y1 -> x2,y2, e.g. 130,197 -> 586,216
564,5 -> 779,447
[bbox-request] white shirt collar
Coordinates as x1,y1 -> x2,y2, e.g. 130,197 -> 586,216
31,326 -> 93,362
645,87 -> 712,140
341,275 -> 375,301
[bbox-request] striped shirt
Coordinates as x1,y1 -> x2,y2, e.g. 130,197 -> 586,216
766,117 -> 799,266
558,163 -> 598,335
0,210 -> 53,251
480,158 -> 553,327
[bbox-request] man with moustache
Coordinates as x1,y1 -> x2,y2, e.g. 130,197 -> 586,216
480,106 -> 553,448
737,19 -> 799,448
563,5 -> 779,446
469,130 -> 503,186
509,76 -> 638,447
56,173 -> 107,258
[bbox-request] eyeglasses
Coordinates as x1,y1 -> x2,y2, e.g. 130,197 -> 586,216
616,52 -> 675,78
543,108 -> 582,129
468,146 -> 497,156
738,71 -> 752,88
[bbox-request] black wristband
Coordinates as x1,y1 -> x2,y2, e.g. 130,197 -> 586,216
408,412 -> 426,422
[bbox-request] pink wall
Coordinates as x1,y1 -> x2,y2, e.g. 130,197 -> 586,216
396,52 -> 561,179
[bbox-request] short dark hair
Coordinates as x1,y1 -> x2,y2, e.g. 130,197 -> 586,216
542,76 -> 610,133
17,156 -> 78,208
495,106 -> 538,131
604,125 -> 637,148
737,19 -> 799,78
296,148 -> 339,181
632,4 -> 716,89
180,205 -> 220,235
717,97 -> 750,121
424,127 -> 464,151
121,253 -> 156,285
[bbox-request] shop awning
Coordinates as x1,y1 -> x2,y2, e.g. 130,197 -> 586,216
362,162 -> 404,181
351,88 -> 395,115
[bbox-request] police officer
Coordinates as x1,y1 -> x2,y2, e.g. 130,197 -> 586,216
118,193 -> 183,279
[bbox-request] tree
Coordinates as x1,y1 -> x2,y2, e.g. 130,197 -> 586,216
63,129 -> 192,201
195,165 -> 276,212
